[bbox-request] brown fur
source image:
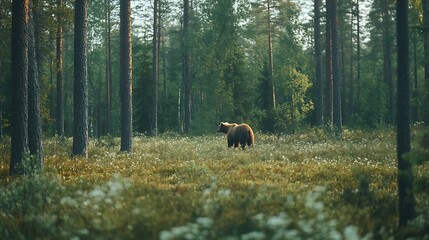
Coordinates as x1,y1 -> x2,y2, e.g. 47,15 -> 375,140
217,122 -> 254,149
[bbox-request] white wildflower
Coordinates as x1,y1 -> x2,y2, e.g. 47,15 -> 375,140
344,226 -> 360,240
60,197 -> 78,206
217,189 -> 231,197
159,230 -> 174,240
89,189 -> 105,200
266,212 -> 289,229
196,217 -> 214,228
241,231 -> 266,240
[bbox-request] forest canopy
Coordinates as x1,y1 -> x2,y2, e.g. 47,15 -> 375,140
0,0 -> 428,138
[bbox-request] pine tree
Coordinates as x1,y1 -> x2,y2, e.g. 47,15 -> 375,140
119,0 -> 132,152
10,0 -> 29,175
72,0 -> 89,157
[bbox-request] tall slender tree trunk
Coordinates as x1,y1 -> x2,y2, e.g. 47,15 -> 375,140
72,0 -> 88,157
152,0 -> 159,134
28,4 -> 43,169
396,0 -> 416,227
412,29 -> 418,122
267,0 -> 275,109
383,0 -> 393,125
120,0 -> 132,152
10,0 -> 29,175
56,0 -> 64,139
340,28 -> 347,125
349,7 -> 354,122
105,0 -> 112,135
49,36 -> 55,135
325,0 -> 333,125
0,59 -> 3,140
331,0 -> 341,129
162,30 -> 167,100
314,0 -> 323,126
63,36 -> 70,136
0,101 -> 2,140
356,0 -> 361,109
183,0 -> 191,133
423,0 -> 429,124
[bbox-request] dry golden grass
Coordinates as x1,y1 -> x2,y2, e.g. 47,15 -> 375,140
0,128 -> 428,239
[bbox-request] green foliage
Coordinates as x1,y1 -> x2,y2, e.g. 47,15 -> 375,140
406,126 -> 429,192
349,74 -> 388,129
273,68 -> 313,133
1,130 -> 428,239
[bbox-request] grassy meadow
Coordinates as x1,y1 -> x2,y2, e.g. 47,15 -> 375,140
0,128 -> 428,239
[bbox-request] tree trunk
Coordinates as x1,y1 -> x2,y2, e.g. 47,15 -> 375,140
325,0 -> 333,125
396,0 -> 416,227
63,36 -> 70,136
314,0 -> 323,126
56,0 -> 64,138
10,0 -> 29,176
28,5 -> 43,169
183,0 -> 191,133
151,0 -> 159,134
349,5 -> 354,123
423,0 -> 429,124
341,33 -> 347,125
412,28 -> 418,122
72,0 -> 88,157
267,0 -> 275,109
105,0 -> 112,135
382,0 -> 393,125
49,36 -> 55,136
0,59 -> 2,140
331,0 -> 341,129
356,0 -> 361,106
120,0 -> 132,152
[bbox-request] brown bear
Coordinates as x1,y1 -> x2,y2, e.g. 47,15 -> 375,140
217,122 -> 254,149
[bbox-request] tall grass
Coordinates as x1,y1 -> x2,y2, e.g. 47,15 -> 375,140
0,129 -> 428,239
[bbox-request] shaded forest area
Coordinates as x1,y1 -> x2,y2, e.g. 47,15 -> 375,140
1,0 -> 429,139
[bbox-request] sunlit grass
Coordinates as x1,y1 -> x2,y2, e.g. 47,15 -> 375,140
0,129 -> 428,239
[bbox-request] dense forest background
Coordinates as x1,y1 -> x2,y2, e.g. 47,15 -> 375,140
0,0 -> 428,138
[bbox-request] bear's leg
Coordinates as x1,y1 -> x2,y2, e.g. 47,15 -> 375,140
247,139 -> 252,148
228,139 -> 234,148
241,143 -> 246,150
234,142 -> 239,148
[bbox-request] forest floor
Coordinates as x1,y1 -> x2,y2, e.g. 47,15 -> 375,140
0,128 -> 428,239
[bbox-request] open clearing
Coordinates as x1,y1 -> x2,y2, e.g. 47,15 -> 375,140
1,129 -> 428,239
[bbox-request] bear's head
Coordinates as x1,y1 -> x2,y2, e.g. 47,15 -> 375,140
217,122 -> 237,133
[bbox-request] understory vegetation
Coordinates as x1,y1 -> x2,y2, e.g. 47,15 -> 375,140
0,128 -> 428,239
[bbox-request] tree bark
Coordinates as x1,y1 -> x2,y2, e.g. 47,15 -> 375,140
10,0 -> 29,175
267,0 -> 275,109
396,0 -> 416,227
423,0 -> 429,124
105,0 -> 112,135
313,0 -> 323,126
331,0 -> 341,129
183,0 -> 191,133
72,0 -> 88,157
0,59 -> 2,140
120,0 -> 132,152
325,0 -> 333,125
356,0 -> 361,105
151,0 -> 159,134
56,0 -> 64,138
382,0 -> 393,125
28,4 -> 43,169
349,4 -> 355,123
